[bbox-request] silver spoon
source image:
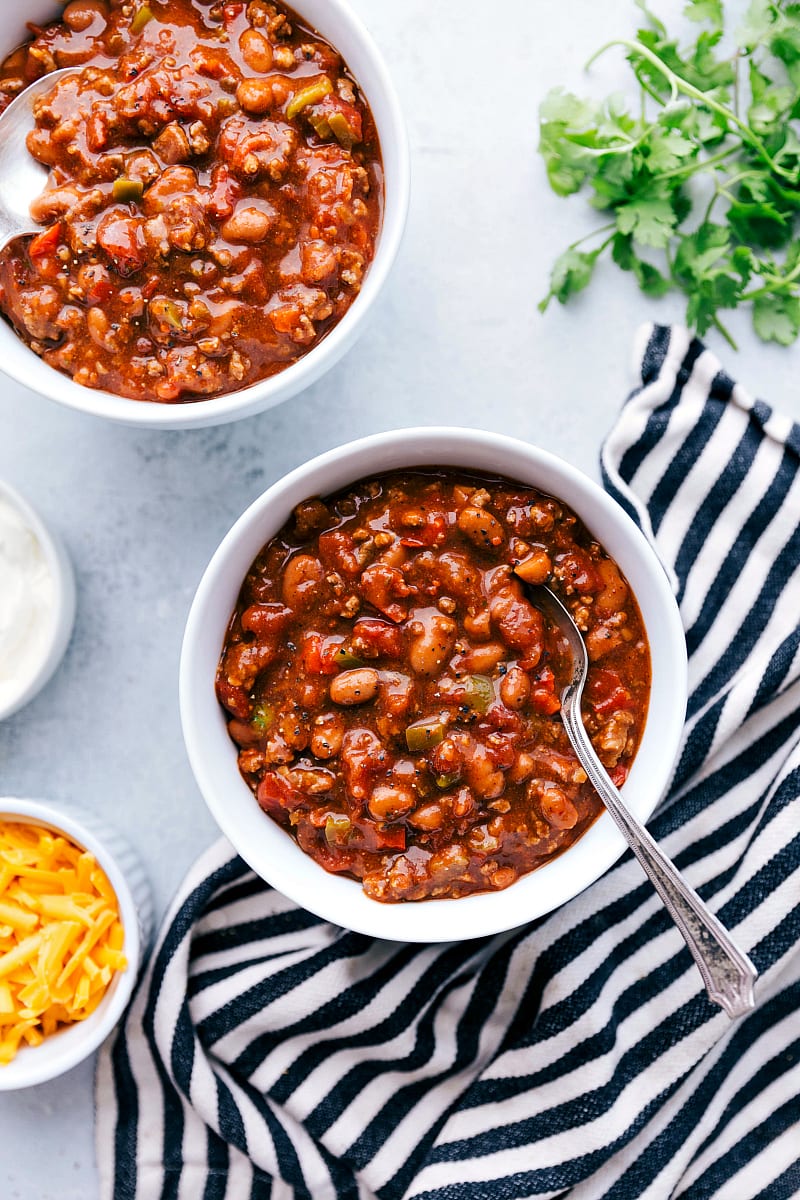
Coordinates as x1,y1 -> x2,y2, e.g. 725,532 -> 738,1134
0,69 -> 78,253
525,582 -> 758,1019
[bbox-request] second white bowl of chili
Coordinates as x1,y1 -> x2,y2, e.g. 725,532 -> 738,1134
180,427 -> 688,942
0,0 -> 409,428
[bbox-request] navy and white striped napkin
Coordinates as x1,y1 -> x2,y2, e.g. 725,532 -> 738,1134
97,324 -> 800,1200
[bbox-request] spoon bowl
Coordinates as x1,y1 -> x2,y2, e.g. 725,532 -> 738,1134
0,69 -> 79,252
524,582 -> 758,1019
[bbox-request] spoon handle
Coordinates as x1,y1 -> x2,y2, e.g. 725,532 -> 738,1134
561,701 -> 757,1019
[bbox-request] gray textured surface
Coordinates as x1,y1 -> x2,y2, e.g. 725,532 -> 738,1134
1,0 -> 799,1195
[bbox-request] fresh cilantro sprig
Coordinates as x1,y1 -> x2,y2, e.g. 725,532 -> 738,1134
539,0 -> 800,348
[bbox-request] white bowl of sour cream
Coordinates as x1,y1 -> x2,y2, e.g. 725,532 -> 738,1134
0,480 -> 75,721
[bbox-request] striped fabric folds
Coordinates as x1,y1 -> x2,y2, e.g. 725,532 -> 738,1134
97,324 -> 800,1200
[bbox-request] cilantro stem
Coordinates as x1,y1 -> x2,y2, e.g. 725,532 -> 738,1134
702,187 -> 721,225
733,54 -> 741,121
586,38 -> 796,182
565,223 -> 616,250
712,312 -> 738,351
632,64 -> 670,108
741,257 -> 800,300
575,123 -> 658,158
656,144 -> 738,183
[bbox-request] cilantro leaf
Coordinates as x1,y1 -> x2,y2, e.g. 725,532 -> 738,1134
644,128 -> 697,173
612,234 -> 671,295
684,0 -> 723,31
537,0 -> 800,349
616,190 -> 678,247
752,294 -> 800,343
539,247 -> 603,312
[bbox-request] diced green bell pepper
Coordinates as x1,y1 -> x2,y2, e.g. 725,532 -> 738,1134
405,717 -> 446,753
131,5 -> 155,35
435,773 -> 460,790
252,702 -> 274,732
328,110 -> 359,149
462,675 -> 494,714
286,76 -> 333,120
112,177 -> 144,203
333,647 -> 364,670
325,814 -> 351,844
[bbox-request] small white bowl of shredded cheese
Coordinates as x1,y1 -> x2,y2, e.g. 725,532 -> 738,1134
0,797 -> 153,1088
0,480 -> 75,721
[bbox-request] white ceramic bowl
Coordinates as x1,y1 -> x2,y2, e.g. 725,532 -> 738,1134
0,798 -> 153,1089
0,1 -> 409,429
181,427 -> 688,942
0,479 -> 76,722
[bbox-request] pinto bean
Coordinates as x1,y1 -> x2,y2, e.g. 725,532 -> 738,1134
63,0 -> 107,31
595,558 -> 629,617
239,27 -> 274,72
301,239 -> 338,284
409,613 -> 456,677
457,505 -> 504,549
221,203 -> 275,243
278,709 -> 309,752
514,549 -> 552,586
500,667 -> 530,710
86,306 -> 119,352
368,784 -> 416,821
227,719 -> 263,748
533,781 -> 578,830
408,802 -> 445,830
282,553 -> 324,609
489,583 -> 544,659
310,712 -> 345,759
455,641 -> 507,674
467,744 -> 505,800
330,668 -> 379,705
236,77 -> 276,114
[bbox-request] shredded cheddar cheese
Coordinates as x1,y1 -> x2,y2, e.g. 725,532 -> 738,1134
0,821 -> 127,1064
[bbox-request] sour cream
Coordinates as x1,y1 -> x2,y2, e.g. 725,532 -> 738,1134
0,493 -> 55,711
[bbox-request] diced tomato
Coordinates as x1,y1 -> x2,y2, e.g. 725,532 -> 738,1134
207,164 -> 241,221
240,603 -> 292,639
586,668 -> 634,717
529,666 -> 561,716
400,511 -> 447,549
96,214 -> 146,277
301,631 -> 342,675
216,678 -> 252,720
256,772 -> 301,821
318,527 -> 360,576
555,549 -> 601,594
360,561 -> 412,623
610,763 -> 629,788
352,617 -> 403,659
86,278 -> 115,306
28,223 -> 62,262
361,823 -> 406,852
223,2 -> 244,21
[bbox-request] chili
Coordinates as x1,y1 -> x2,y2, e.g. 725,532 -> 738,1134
217,470 -> 652,902
0,0 -> 382,403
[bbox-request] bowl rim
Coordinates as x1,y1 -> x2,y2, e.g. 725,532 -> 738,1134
180,426 -> 688,942
0,479 -> 76,722
0,0 -> 410,429
0,797 -> 143,1089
